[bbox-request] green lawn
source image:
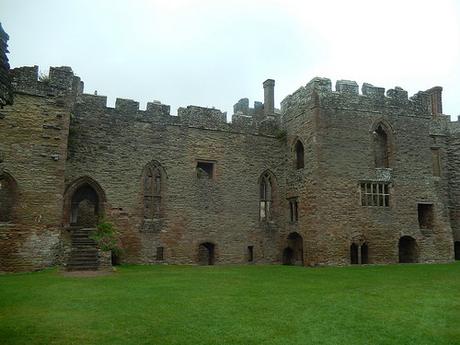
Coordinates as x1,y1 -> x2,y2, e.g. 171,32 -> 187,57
0,263 -> 459,345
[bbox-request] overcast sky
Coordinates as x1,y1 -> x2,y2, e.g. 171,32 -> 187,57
2,0 -> 460,120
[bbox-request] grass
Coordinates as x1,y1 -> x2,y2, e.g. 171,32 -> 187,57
0,263 -> 459,345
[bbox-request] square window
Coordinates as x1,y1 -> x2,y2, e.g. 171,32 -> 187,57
196,161 -> 214,179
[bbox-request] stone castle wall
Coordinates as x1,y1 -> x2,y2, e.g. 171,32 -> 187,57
0,64 -> 458,271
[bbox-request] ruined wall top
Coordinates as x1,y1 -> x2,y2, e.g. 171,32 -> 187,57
11,65 -> 83,99
281,77 -> 441,119
0,23 -> 13,107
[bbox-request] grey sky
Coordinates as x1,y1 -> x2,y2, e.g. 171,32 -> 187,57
2,0 -> 460,120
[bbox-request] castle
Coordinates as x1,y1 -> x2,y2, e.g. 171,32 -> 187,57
1,37 -> 459,272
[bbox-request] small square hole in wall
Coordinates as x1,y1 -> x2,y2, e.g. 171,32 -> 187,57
196,161 -> 214,179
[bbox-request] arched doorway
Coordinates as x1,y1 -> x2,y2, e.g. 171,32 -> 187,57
282,232 -> 303,265
0,172 -> 17,222
71,184 -> 100,226
399,236 -> 418,263
198,242 -> 215,265
64,177 -> 106,228
454,241 -> 460,261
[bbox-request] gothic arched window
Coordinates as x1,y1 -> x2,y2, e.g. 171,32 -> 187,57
259,172 -> 273,221
143,161 -> 165,219
295,140 -> 305,169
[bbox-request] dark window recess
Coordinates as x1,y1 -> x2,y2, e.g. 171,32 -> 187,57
247,246 -> 254,262
418,203 -> 434,229
196,161 -> 214,179
295,140 -> 304,169
156,247 -> 164,261
374,125 -> 389,168
361,243 -> 369,264
431,148 -> 441,177
455,242 -> 460,261
360,182 -> 389,207
289,198 -> 299,222
350,244 -> 359,264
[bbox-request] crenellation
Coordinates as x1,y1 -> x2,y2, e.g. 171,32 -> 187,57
79,93 -> 108,108
115,98 -> 139,113
178,105 -> 227,127
335,79 -> 359,94
386,86 -> 408,101
362,83 -> 385,98
49,66 -> 74,91
146,101 -> 170,116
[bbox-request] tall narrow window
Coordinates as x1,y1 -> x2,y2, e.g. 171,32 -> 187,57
295,140 -> 305,169
259,174 -> 272,221
143,161 -> 165,219
431,148 -> 441,177
289,198 -> 299,222
374,125 -> 389,168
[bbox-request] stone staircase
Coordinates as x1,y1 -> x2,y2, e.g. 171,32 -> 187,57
67,227 -> 99,271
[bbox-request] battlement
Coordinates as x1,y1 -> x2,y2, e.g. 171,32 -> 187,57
11,65 -> 83,99
281,77 -> 443,119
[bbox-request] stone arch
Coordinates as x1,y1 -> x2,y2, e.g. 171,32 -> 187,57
198,242 -> 216,265
63,176 -> 106,227
142,160 -> 167,220
370,120 -> 395,168
258,169 -> 278,221
282,232 -> 303,265
292,138 -> 305,169
398,236 -> 418,263
0,171 -> 18,222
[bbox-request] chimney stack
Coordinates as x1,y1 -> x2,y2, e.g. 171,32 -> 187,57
263,79 -> 275,116
425,86 -> 443,116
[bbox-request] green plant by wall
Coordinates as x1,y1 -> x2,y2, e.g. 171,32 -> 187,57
90,219 -> 122,255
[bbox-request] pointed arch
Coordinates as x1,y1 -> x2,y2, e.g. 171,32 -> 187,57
291,137 -> 305,169
370,119 -> 395,168
142,160 -> 167,220
0,171 -> 18,222
63,176 -> 106,227
258,169 -> 277,221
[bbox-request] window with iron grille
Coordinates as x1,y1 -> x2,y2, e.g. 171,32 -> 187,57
360,182 -> 390,207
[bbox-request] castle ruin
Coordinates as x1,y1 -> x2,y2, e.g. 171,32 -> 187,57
1,58 -> 459,271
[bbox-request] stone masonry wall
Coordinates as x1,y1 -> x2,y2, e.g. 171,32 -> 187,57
65,94 -> 286,265
0,66 -> 79,271
281,78 -> 454,265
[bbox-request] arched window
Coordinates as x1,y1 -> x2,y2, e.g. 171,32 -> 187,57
374,124 -> 390,168
0,173 -> 17,222
143,161 -> 165,219
259,172 -> 273,221
295,140 -> 305,169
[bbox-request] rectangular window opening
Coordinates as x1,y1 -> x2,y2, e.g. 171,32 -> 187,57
360,182 -> 390,207
247,246 -> 254,262
196,161 -> 214,179
418,203 -> 434,229
156,246 -> 164,261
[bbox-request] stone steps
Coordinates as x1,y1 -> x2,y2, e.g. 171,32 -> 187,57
67,227 -> 99,271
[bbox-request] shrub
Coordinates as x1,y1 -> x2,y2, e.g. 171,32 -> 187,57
90,219 -> 122,255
